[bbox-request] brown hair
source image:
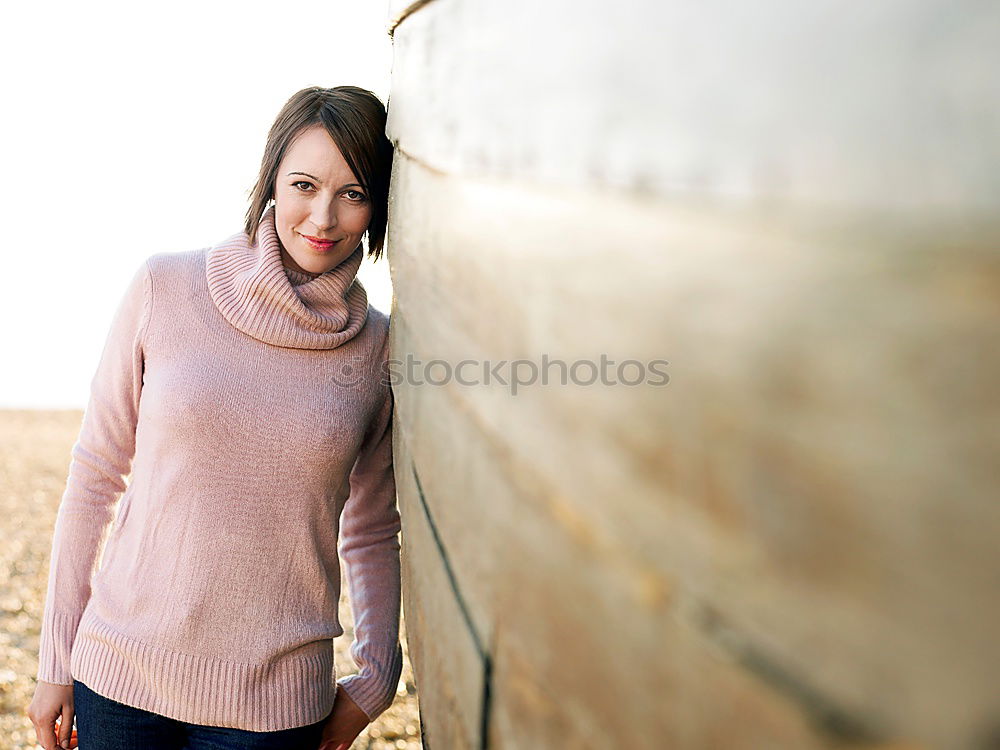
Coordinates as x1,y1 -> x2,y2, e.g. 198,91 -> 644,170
244,86 -> 394,262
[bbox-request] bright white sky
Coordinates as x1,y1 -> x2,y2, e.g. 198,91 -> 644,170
0,1 -> 394,408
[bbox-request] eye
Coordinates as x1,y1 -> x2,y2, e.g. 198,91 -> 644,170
292,181 -> 314,192
345,189 -> 367,202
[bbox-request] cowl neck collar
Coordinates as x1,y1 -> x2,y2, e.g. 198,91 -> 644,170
205,205 -> 369,350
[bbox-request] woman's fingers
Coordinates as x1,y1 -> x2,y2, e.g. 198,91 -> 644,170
27,703 -> 57,750
27,684 -> 76,750
36,712 -> 74,750
32,718 -> 54,750
56,708 -> 77,748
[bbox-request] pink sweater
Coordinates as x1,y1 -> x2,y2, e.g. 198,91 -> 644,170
36,205 -> 403,731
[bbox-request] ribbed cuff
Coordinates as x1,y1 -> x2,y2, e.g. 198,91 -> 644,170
335,641 -> 404,721
36,610 -> 83,685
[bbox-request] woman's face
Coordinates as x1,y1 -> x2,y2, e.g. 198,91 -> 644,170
272,124 -> 373,275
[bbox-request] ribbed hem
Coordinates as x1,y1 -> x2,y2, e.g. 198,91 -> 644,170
37,610 -> 83,685
335,641 -> 404,721
69,607 -> 335,731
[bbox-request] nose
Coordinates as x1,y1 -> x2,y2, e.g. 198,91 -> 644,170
309,197 -> 339,233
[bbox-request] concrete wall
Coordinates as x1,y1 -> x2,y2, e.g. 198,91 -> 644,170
384,2 -> 1000,748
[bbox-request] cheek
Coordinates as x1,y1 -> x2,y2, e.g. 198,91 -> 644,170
274,197 -> 303,240
276,196 -> 310,229
349,206 -> 373,233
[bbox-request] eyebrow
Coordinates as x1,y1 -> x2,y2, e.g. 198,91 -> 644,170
287,171 -> 365,190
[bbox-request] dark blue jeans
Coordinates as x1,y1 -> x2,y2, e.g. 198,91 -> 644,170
72,680 -> 328,749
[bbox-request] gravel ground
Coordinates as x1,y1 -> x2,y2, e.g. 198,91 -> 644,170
0,409 -> 421,750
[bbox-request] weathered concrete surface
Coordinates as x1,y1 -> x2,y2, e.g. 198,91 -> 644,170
385,1 -> 1000,748
388,0 -> 1000,215
394,424 -> 485,749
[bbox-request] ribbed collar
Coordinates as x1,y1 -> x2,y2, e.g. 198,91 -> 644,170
205,205 -> 369,350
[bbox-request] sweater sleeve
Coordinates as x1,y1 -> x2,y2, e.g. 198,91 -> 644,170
36,260 -> 152,685
335,375 -> 404,722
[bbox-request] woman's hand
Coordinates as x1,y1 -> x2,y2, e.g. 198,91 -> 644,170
27,681 -> 78,750
318,687 -> 371,750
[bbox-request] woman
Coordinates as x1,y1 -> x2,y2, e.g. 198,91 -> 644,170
28,85 -> 402,750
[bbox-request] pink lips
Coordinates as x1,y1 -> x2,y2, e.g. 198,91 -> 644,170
301,234 -> 337,252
